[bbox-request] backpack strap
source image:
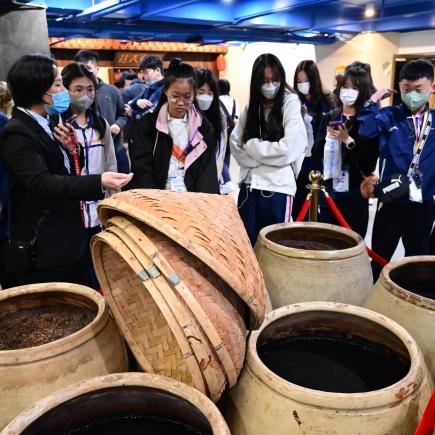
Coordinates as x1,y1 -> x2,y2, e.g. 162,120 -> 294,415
231,98 -> 236,119
219,99 -> 232,124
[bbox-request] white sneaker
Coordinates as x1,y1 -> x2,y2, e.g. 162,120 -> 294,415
220,181 -> 236,195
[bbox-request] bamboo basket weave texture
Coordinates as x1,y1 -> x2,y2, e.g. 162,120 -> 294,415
98,189 -> 266,327
116,218 -> 248,376
104,224 -> 227,401
92,233 -> 199,390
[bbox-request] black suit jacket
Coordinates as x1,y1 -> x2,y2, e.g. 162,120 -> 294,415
0,107 -> 104,270
129,109 -> 219,193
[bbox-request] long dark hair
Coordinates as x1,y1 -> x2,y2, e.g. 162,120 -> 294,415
61,62 -> 105,136
195,67 -> 222,142
244,53 -> 292,142
348,61 -> 376,93
337,66 -> 373,114
157,58 -> 197,109
294,60 -> 335,115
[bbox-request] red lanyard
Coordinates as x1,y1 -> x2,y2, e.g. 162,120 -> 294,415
172,143 -> 187,162
171,128 -> 199,162
69,129 -> 86,226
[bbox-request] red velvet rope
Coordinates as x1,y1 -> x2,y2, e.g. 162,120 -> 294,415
296,197 -> 311,222
324,194 -> 388,267
415,389 -> 435,435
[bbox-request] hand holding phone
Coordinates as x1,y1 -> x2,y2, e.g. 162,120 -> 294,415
328,113 -> 344,129
53,115 -> 77,150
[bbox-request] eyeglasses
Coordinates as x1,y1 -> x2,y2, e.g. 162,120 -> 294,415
69,88 -> 96,96
167,95 -> 193,104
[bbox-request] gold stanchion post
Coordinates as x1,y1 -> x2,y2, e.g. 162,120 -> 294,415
308,171 -> 322,222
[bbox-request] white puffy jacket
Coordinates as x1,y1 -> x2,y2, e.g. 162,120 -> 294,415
230,92 -> 307,196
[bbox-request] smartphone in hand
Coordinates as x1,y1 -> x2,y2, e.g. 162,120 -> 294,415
328,113 -> 344,129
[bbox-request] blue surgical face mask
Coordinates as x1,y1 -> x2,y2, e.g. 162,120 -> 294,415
45,90 -> 70,115
146,70 -> 157,86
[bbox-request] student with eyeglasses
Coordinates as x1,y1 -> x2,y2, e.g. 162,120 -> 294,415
56,63 -> 120,288
129,58 -> 219,193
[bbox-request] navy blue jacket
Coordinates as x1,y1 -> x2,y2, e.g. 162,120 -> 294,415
129,80 -> 164,119
358,102 -> 435,202
121,79 -> 147,105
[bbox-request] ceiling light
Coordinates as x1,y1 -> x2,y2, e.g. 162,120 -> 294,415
365,3 -> 376,18
222,0 -> 234,3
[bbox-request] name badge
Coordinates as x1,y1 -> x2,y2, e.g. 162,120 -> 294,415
170,172 -> 187,193
409,176 -> 423,203
333,169 -> 349,193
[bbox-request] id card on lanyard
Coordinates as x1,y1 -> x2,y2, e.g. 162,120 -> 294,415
408,111 -> 431,203
70,128 -> 94,227
169,129 -> 199,192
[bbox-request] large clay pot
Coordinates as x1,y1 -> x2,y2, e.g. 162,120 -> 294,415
1,372 -> 231,434
0,283 -> 128,430
364,256 -> 435,380
255,222 -> 372,308
224,302 -> 433,435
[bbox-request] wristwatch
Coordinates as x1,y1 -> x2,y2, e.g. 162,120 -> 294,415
364,99 -> 374,108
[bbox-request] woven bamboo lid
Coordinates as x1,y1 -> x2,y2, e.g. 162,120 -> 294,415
104,224 -> 227,401
91,231 -> 205,393
106,216 -> 246,388
98,190 -> 266,328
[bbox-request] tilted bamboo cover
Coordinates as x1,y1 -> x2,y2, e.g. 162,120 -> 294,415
106,216 -> 247,386
92,218 -> 248,400
104,223 -> 227,401
92,232 -> 202,392
98,189 -> 266,328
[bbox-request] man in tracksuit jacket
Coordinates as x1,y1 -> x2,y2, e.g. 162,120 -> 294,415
358,59 -> 435,280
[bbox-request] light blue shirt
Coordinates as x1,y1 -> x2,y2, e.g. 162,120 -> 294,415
17,107 -> 71,173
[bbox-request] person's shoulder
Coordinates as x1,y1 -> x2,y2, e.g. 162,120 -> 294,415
1,117 -> 35,151
283,91 -> 300,104
282,91 -> 302,115
136,107 -> 158,128
2,115 -> 30,135
200,113 -> 213,132
100,81 -> 119,94
377,103 -> 405,119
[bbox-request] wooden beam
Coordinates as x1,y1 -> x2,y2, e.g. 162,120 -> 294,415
48,37 -> 228,54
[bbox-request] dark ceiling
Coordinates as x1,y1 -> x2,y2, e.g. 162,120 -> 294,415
4,0 -> 435,45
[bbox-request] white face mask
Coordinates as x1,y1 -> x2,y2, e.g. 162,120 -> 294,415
196,94 -> 213,111
340,88 -> 359,106
297,82 -> 310,95
261,82 -> 280,100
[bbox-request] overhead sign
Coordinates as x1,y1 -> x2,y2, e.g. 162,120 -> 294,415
114,52 -> 148,68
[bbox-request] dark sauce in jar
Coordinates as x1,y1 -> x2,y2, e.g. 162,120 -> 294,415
258,332 -> 410,393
